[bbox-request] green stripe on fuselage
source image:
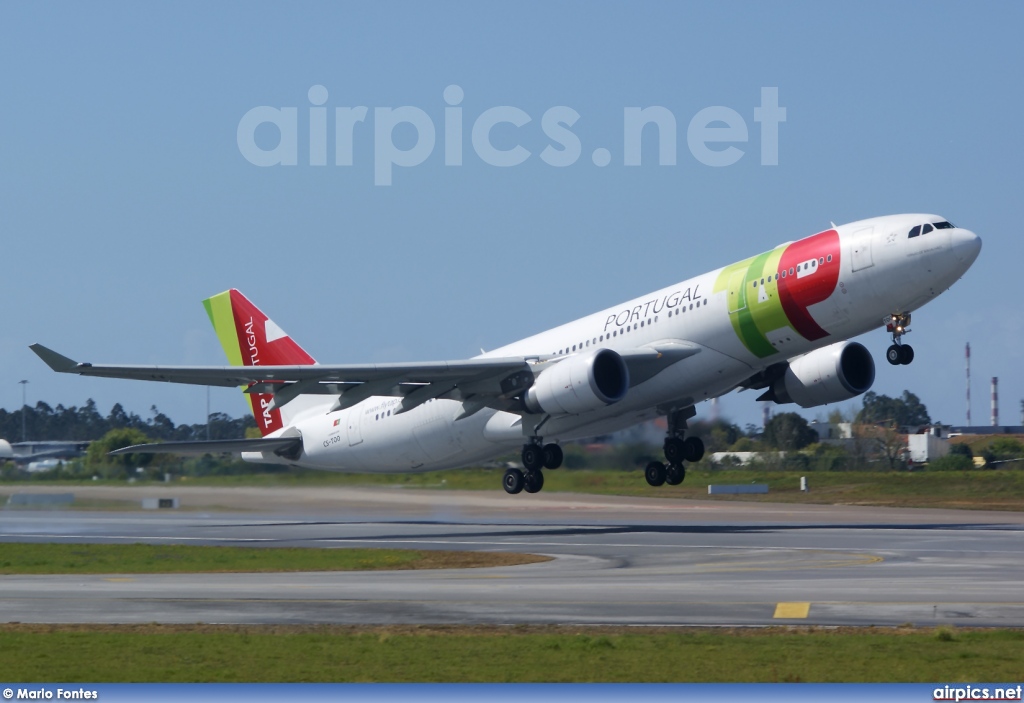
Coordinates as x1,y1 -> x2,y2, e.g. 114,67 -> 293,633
714,245 -> 796,359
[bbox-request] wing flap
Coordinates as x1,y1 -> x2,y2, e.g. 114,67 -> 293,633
109,436 -> 301,456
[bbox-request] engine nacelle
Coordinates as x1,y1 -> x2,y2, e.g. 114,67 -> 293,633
768,341 -> 875,409
524,348 -> 629,415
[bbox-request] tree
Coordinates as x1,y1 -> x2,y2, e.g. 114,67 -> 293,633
987,438 -> 1023,461
689,419 -> 741,454
949,443 -> 973,459
763,412 -> 818,451
86,427 -> 157,477
857,390 -> 931,427
873,424 -> 907,471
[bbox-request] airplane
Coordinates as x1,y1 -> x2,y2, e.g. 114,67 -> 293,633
0,439 -> 90,468
30,214 -> 981,494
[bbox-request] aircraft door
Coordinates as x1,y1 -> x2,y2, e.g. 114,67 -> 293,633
347,407 -> 363,446
851,227 -> 875,272
727,269 -> 748,314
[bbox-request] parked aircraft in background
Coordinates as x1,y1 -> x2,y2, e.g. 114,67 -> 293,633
32,214 -> 981,493
0,440 -> 90,470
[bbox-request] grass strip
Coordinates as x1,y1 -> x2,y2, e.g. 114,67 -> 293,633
0,625 -> 1020,682
0,543 -> 549,574
6,469 -> 1024,512
95,468 -> 1024,511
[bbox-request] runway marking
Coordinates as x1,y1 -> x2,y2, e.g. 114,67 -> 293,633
0,534 -> 277,543
321,538 -> 888,562
773,602 -> 810,618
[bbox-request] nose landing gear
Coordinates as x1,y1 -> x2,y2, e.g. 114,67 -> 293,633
885,312 -> 914,366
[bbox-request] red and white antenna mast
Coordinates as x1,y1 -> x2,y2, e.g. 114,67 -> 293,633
991,376 -> 999,427
965,343 -> 971,426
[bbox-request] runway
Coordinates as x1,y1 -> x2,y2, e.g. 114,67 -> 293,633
1,486 -> 1023,627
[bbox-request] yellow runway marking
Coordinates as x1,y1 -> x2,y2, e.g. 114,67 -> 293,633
774,602 -> 810,619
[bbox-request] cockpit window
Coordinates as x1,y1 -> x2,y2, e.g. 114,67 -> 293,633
922,223 -> 934,235
908,225 -> 921,238
933,221 -> 955,229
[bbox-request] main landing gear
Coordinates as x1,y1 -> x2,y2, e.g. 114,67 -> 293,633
885,312 -> 914,366
645,409 -> 704,488
503,441 -> 563,495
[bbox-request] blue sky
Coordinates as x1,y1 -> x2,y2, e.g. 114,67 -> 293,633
1,1 -> 1021,432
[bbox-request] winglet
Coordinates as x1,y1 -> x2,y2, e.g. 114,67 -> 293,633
29,344 -> 83,373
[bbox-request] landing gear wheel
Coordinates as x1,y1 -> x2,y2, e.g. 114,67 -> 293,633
665,462 -> 686,486
542,443 -> 563,469
524,469 -> 545,494
899,344 -> 915,365
663,437 -> 686,464
886,344 -> 902,366
503,468 -> 525,495
682,437 -> 705,462
521,444 -> 544,472
644,461 -> 666,487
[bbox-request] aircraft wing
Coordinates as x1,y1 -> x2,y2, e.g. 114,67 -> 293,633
31,341 -> 699,416
30,343 -> 531,388
109,436 -> 301,457
30,343 -> 537,414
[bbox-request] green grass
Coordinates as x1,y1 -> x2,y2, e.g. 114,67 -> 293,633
6,467 -> 1024,511
123,467 -> 1024,510
0,625 -> 1021,682
0,543 -> 547,574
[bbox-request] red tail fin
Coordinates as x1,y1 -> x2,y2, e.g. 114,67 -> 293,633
203,289 -> 316,435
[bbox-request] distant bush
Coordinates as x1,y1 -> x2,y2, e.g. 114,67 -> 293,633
927,454 -> 974,471
988,438 -> 1023,461
949,443 -> 973,459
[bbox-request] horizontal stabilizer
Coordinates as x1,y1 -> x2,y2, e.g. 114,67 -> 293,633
29,344 -> 81,373
109,436 -> 301,457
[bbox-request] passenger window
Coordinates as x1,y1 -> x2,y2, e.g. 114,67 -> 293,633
922,223 -> 934,235
908,225 -> 921,238
789,267 -> 794,275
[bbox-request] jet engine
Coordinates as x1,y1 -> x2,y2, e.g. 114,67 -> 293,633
524,348 -> 629,415
763,341 -> 875,409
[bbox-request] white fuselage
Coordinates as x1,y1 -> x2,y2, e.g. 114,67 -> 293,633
254,214 -> 980,472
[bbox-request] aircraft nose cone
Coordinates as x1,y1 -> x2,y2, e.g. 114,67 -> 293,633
951,228 -> 982,265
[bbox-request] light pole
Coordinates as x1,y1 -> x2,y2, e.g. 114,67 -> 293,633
18,380 -> 28,442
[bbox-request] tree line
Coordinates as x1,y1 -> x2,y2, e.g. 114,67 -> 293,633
0,400 -> 255,443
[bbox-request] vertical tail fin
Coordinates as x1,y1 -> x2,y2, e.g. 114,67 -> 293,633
203,289 -> 316,436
